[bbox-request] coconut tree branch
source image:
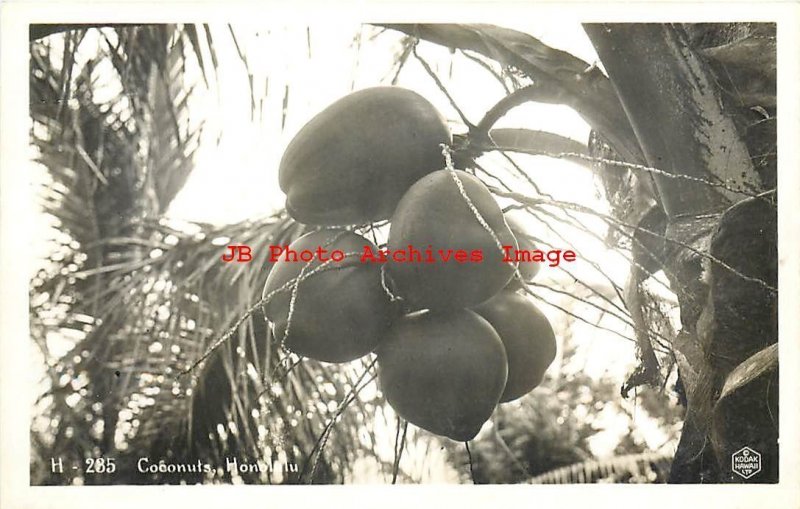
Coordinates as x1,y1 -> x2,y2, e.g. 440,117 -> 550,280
378,23 -> 645,164
582,23 -> 762,217
475,84 -> 569,135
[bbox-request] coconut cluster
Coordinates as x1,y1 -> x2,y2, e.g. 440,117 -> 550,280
264,87 -> 557,442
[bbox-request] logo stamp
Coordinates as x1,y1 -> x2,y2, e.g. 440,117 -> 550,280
731,447 -> 761,479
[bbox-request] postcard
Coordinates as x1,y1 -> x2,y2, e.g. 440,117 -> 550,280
1,2 -> 798,508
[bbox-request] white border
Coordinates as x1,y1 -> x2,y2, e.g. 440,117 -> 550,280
2,1 -> 799,508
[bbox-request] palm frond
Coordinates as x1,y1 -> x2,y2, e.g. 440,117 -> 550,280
529,451 -> 673,484
30,24 -> 224,484
31,24 -> 392,481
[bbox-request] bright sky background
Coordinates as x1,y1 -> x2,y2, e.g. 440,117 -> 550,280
168,22 -> 598,223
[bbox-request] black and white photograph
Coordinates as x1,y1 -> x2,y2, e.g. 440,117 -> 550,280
1,2 -> 799,506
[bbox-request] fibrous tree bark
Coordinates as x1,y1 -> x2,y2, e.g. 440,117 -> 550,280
583,23 -> 777,483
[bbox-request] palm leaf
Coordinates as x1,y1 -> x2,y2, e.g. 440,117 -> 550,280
529,451 -> 673,484
30,24 -> 215,483
30,24 -> 391,484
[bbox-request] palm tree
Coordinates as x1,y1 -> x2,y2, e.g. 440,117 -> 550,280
29,22 -> 777,485
30,24 -> 389,485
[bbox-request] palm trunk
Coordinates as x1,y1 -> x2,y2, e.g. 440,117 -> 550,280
583,23 -> 777,483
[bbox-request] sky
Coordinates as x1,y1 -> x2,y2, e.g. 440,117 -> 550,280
167,22 -> 598,224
